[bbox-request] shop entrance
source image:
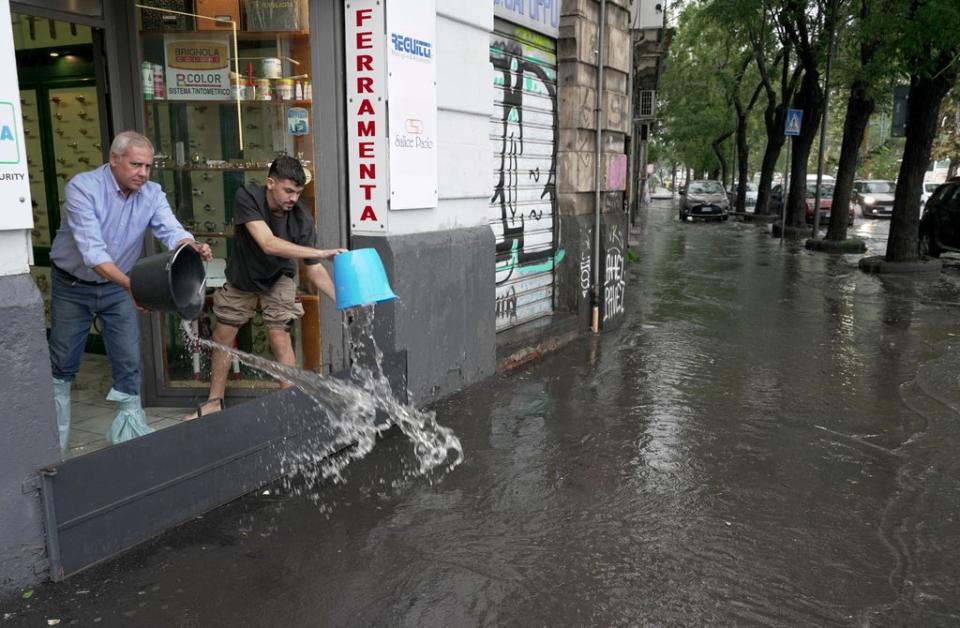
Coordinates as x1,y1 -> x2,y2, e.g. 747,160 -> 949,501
15,11 -> 189,459
13,11 -> 182,459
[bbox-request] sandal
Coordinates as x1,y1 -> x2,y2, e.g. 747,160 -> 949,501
183,397 -> 225,421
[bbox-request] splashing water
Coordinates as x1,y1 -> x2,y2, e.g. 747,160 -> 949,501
180,308 -> 463,497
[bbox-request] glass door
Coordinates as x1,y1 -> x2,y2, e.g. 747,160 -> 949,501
137,1 -> 320,393
14,14 -> 107,346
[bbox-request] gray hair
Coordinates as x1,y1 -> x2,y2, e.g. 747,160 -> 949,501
110,131 -> 154,157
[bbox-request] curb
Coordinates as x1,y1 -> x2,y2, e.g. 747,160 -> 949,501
770,223 -> 810,239
858,255 -> 943,275
805,238 -> 867,254
738,213 -> 778,223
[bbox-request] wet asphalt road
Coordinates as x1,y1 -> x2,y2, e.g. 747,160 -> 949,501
5,200 -> 960,627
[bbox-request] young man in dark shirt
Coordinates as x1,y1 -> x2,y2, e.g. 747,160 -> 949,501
189,156 -> 344,418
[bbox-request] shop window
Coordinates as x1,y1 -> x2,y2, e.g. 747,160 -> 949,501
137,1 -> 318,393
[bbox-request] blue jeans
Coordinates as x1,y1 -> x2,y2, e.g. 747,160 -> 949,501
49,267 -> 141,395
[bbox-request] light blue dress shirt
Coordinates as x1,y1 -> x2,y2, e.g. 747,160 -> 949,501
50,164 -> 192,282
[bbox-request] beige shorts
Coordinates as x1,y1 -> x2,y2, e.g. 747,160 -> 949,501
212,276 -> 304,330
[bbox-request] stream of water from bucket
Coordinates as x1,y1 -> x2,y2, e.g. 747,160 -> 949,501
180,308 -> 462,497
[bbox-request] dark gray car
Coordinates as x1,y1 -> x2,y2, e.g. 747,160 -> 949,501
680,180 -> 729,222
919,179 -> 960,257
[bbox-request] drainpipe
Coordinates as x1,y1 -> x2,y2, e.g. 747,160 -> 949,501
591,0 -> 607,333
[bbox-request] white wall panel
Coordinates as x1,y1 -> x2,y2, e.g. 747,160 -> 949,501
386,5 -> 493,236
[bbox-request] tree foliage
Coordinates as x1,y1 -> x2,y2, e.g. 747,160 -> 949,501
931,88 -> 960,173
654,0 -> 960,259
657,2 -> 739,176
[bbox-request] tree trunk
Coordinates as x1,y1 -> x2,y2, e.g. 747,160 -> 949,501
886,66 -> 958,261
826,80 -> 874,241
786,69 -> 823,228
755,104 -> 787,215
735,113 -> 750,212
712,132 -> 733,184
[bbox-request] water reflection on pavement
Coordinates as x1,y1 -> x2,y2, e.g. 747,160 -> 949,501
6,200 -> 960,627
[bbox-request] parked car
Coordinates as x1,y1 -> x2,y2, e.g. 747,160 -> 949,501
770,183 -> 855,226
920,181 -> 940,209
728,182 -> 758,210
805,183 -> 855,226
679,180 -> 729,222
852,180 -> 896,218
918,179 -> 960,257
770,183 -> 785,215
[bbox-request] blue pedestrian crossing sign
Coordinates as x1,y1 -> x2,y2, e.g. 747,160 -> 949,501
785,109 -> 802,136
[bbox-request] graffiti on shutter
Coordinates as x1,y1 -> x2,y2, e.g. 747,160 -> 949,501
490,20 -> 562,332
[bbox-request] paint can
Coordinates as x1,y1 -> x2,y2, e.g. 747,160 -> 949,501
229,72 -> 246,100
275,78 -> 294,101
141,62 -> 154,100
152,64 -> 165,99
262,57 -> 282,79
255,78 -> 273,100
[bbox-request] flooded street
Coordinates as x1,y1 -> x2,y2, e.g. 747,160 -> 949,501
6,200 -> 960,627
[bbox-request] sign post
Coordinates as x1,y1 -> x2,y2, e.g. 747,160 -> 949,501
781,109 -> 802,241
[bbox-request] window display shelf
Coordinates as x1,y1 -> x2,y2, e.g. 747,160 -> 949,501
189,230 -> 233,238
139,30 -> 309,39
154,165 -> 278,172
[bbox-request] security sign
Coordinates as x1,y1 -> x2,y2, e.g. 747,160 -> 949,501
0,101 -> 19,164
785,108 -> 802,136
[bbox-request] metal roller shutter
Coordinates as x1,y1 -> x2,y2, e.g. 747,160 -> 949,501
489,19 -> 560,332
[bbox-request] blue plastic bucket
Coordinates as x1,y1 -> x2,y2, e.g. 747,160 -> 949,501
333,248 -> 398,311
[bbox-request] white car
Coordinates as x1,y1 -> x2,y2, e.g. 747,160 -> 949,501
853,180 -> 896,218
920,181 -> 940,210
728,182 -> 758,210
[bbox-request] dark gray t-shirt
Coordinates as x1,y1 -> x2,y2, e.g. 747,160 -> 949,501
226,182 -> 320,293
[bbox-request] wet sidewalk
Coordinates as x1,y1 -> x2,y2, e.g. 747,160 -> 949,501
5,200 -> 960,626
65,353 -> 186,459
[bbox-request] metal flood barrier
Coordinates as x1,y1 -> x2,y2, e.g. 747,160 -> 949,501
40,351 -> 407,580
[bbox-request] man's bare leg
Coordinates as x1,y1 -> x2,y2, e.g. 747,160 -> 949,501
186,322 -> 240,419
267,328 -> 296,389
